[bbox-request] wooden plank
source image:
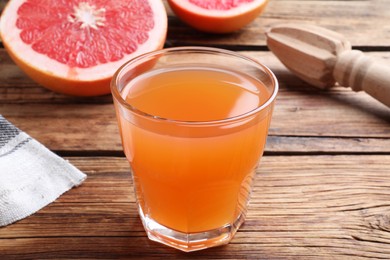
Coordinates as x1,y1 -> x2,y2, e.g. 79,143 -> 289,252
1,50 -> 389,153
1,101 -> 389,154
2,236 -> 390,259
164,0 -> 390,48
266,136 -> 390,154
1,155 -> 390,259
0,0 -> 7,11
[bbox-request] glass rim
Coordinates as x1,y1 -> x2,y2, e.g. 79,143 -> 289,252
110,46 -> 278,125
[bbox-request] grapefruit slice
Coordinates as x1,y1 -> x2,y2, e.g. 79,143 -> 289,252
0,0 -> 167,96
168,0 -> 268,34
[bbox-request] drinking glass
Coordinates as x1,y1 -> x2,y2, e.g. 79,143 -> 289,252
111,47 -> 278,252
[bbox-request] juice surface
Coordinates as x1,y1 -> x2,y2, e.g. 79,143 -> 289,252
119,66 -> 272,233
123,66 -> 267,121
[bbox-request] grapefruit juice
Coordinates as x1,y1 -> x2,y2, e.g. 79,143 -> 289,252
118,66 -> 272,233
111,47 -> 278,252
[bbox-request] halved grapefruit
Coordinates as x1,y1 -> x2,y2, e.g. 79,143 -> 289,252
168,0 -> 269,34
0,0 -> 167,96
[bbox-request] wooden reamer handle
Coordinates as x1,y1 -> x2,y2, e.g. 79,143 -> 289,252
334,50 -> 390,107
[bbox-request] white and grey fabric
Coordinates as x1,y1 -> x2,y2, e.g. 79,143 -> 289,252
0,115 -> 86,227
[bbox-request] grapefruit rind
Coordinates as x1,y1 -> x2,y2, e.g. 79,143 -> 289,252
0,0 -> 167,96
168,0 -> 268,33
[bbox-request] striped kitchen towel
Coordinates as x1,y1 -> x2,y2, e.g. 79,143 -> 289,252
0,115 -> 86,227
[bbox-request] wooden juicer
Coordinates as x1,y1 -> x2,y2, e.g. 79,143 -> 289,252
265,24 -> 390,108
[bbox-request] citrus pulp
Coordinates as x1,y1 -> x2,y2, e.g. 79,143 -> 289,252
0,0 -> 167,96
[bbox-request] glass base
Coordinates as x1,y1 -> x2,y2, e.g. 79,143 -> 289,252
138,206 -> 246,252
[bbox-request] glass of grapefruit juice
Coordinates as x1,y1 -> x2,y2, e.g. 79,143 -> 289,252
111,47 -> 278,252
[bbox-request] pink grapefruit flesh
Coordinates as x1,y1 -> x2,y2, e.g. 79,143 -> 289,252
0,0 -> 167,96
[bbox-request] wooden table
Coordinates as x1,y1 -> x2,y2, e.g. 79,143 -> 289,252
1,0 -> 390,259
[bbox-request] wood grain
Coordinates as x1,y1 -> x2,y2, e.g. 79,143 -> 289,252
164,0 -> 390,48
1,101 -> 389,154
1,155 -> 390,259
1,49 -> 389,154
